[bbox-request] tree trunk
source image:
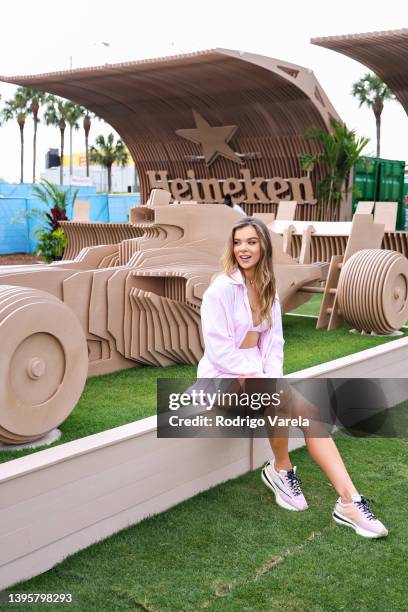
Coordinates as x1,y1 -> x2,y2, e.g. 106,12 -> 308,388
60,126 -> 65,185
85,133 -> 89,177
19,123 -> 24,183
69,124 -> 73,177
134,163 -> 138,192
33,112 -> 38,183
31,100 -> 40,183
107,163 -> 112,193
375,113 -> 381,158
84,115 -> 91,178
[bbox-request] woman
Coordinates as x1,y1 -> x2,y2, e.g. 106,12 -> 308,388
197,217 -> 388,538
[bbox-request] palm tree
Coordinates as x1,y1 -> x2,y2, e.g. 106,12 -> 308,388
300,118 -> 369,221
44,96 -> 73,184
18,87 -> 48,183
32,178 -> 77,229
1,90 -> 28,183
89,133 -> 128,192
65,102 -> 84,177
352,74 -> 394,157
83,111 -> 96,177
31,179 -> 78,262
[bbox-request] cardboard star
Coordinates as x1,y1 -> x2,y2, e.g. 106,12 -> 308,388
176,110 -> 243,166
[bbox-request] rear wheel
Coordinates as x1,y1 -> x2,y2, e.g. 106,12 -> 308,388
337,249 -> 408,334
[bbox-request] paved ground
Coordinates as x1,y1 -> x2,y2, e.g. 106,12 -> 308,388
0,253 -> 43,265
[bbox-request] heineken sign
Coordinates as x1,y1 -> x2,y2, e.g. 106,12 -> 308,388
145,110 -> 317,205
147,170 -> 316,205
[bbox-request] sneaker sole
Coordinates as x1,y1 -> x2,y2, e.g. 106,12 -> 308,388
261,469 -> 306,512
332,511 -> 388,539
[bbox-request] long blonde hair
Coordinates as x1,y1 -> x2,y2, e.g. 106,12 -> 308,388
222,217 -> 277,327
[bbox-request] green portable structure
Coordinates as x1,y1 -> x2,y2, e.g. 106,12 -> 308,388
352,157 -> 406,230
403,181 -> 408,231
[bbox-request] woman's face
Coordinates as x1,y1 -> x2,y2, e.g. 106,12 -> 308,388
233,225 -> 262,271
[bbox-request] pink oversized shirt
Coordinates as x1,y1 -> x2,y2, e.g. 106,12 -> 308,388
197,268 -> 284,378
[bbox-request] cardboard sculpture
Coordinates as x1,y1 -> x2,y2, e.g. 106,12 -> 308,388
62,222 -> 144,260
61,207 -> 408,266
315,213 -> 408,332
276,201 -> 297,221
255,215 -> 408,263
374,202 -> 398,232
355,201 -> 375,215
0,49 -> 339,216
354,201 -> 398,233
0,191 -> 407,444
0,286 -> 88,444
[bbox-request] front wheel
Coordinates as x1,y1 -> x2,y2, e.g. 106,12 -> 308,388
0,285 -> 88,444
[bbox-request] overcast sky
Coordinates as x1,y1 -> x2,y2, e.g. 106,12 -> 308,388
0,0 -> 407,182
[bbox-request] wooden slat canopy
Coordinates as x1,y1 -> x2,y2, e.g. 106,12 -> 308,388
312,29 -> 408,115
1,48 -> 340,202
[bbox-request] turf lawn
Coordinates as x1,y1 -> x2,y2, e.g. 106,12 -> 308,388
6,436 -> 407,611
291,293 -> 323,316
1,313 -> 406,465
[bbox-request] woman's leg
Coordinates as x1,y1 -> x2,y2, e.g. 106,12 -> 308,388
303,436 -> 357,502
263,380 -> 292,471
263,384 -> 388,536
290,387 -> 358,502
268,433 -> 292,472
244,376 -> 293,471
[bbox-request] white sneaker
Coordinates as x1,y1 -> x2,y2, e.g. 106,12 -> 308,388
333,494 -> 388,538
261,461 -> 308,511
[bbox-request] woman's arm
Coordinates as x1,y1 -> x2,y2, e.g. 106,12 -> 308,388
261,296 -> 285,377
200,285 -> 258,376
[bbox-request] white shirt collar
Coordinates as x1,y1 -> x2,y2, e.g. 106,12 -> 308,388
228,267 -> 246,286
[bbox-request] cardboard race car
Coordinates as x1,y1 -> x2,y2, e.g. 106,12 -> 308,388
0,189 -> 407,444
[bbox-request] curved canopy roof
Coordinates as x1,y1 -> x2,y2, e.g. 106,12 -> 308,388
312,29 -> 408,115
1,49 -> 340,201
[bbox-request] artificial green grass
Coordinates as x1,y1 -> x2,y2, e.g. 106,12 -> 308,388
7,436 -> 408,611
1,315 -> 406,464
291,293 -> 322,316
281,315 -> 407,374
292,293 -> 408,325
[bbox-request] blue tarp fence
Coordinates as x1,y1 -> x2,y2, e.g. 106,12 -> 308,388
0,183 -> 140,254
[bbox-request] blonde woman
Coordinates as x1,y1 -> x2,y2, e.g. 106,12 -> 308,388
197,217 -> 388,538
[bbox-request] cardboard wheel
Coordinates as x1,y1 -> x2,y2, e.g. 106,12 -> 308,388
0,285 -> 88,443
338,250 -> 408,333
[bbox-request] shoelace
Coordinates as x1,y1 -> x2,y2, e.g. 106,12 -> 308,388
355,497 -> 377,521
285,470 -> 303,496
